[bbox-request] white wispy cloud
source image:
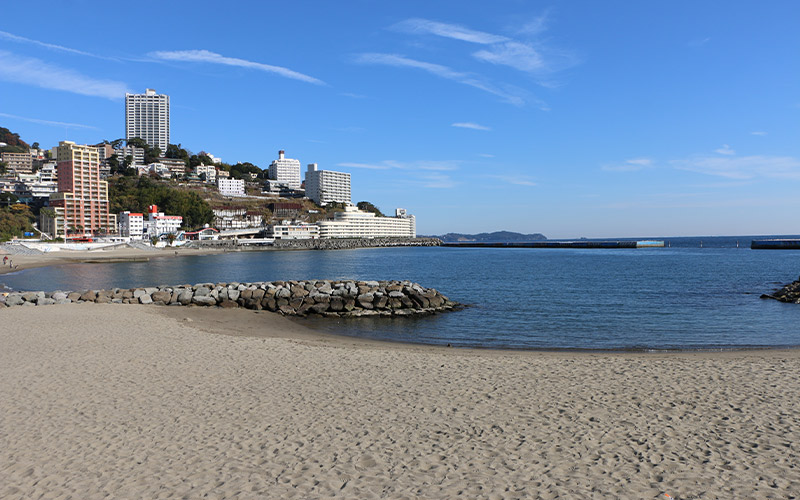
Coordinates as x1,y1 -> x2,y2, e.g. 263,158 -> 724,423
391,18 -> 508,44
419,172 -> 456,188
751,131 -> 768,136
473,41 -> 546,72
715,144 -> 736,155
0,51 -> 129,99
354,53 -> 524,105
149,49 -> 325,85
687,37 -> 712,48
391,17 -> 577,77
339,159 -> 460,171
337,162 -> 392,170
486,174 -> 537,187
479,153 -> 495,158
602,157 -> 654,172
0,112 -> 97,129
0,30 -> 117,60
672,155 -> 800,180
452,122 -> 490,131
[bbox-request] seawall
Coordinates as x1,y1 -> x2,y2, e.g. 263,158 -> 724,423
1,280 -> 460,317
273,237 -> 441,250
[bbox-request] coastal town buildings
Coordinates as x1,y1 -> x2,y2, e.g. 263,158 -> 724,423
115,145 -> 145,167
317,206 -> 416,239
217,177 -> 245,197
0,152 -> 33,174
304,163 -> 351,206
267,222 -> 320,239
268,150 -> 301,189
118,211 -> 144,238
125,88 -> 170,151
193,164 -> 216,183
212,207 -> 264,230
143,205 -> 182,238
40,141 -> 116,238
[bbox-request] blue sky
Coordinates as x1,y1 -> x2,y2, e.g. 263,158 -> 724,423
1,1 -> 798,238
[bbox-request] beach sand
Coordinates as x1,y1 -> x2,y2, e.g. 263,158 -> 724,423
2,303 -> 799,499
0,245 -> 225,276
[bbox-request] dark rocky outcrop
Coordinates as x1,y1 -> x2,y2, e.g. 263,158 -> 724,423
1,280 -> 461,317
761,277 -> 800,303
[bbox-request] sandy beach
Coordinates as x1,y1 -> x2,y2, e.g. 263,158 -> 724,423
0,244 -> 226,276
1,304 -> 798,499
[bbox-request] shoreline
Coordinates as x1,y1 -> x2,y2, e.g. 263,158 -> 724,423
3,303 -> 799,498
0,244 -> 228,276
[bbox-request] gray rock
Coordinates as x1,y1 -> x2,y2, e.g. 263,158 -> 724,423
194,287 -> 211,297
52,292 -> 68,301
139,294 -> 153,304
6,294 -> 24,306
228,289 -> 240,302
133,289 -> 147,299
192,295 -> 217,306
357,293 -> 374,308
275,287 -> 291,299
178,291 -> 193,305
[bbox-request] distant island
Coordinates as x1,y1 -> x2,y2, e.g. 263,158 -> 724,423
427,231 -> 547,243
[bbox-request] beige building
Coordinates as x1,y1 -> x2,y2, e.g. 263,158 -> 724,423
1,152 -> 33,174
41,141 -> 116,238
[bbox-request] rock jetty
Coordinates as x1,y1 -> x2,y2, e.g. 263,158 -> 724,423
761,277 -> 800,303
274,237 -> 441,250
1,280 -> 460,317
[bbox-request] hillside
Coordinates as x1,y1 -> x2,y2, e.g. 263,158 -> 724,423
432,231 -> 547,243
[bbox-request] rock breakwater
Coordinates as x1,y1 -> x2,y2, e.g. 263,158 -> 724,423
1,280 -> 460,317
273,237 -> 441,250
761,276 -> 800,303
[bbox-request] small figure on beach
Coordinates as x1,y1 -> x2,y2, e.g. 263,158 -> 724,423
2,256 -> 7,266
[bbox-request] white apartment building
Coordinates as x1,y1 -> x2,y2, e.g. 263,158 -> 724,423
115,145 -> 145,166
118,211 -> 145,238
268,150 -> 301,189
125,88 -> 170,152
194,164 -> 216,183
317,206 -> 416,239
217,177 -> 245,197
305,163 -> 351,206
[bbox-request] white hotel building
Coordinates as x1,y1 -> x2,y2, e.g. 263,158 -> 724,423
317,206 -> 416,239
125,88 -> 170,152
268,150 -> 301,189
305,163 -> 351,206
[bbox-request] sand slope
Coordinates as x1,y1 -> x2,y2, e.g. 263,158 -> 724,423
1,304 -> 799,499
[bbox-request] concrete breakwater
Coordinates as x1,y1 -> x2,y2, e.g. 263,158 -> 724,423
761,276 -> 800,303
1,280 -> 460,317
273,237 -> 441,250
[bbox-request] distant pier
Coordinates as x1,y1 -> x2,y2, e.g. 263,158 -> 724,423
442,240 -> 664,249
751,239 -> 800,250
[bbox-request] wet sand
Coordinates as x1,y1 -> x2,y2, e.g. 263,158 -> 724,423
2,303 -> 799,499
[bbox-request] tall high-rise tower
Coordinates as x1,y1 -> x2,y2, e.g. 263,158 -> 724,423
125,88 -> 170,152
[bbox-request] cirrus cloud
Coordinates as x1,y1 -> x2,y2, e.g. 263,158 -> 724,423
150,49 -> 325,85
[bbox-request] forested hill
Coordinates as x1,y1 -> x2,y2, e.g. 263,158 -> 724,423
430,231 -> 547,243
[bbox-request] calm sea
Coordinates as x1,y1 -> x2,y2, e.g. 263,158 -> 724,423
3,236 -> 800,350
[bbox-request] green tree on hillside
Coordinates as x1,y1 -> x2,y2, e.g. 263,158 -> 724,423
108,176 -> 214,229
357,201 -> 384,216
0,203 -> 35,241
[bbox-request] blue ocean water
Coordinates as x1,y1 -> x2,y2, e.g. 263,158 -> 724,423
3,236 -> 800,350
